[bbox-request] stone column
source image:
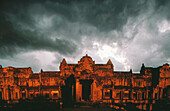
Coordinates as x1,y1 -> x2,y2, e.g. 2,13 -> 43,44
59,86 -> 62,98
11,88 -> 13,100
76,79 -> 82,102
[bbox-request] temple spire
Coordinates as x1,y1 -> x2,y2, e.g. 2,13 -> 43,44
40,69 -> 43,73
107,59 -> 113,65
142,63 -> 145,67
130,69 -> 132,73
140,63 -> 145,75
61,58 -> 67,64
107,59 -> 112,64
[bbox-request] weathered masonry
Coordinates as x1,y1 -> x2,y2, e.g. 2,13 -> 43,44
0,54 -> 169,104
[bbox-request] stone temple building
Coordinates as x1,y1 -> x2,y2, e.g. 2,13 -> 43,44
0,54 -> 169,106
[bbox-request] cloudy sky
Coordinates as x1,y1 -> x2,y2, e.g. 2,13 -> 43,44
0,0 -> 170,72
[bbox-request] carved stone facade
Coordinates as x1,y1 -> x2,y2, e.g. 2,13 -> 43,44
0,54 -> 169,104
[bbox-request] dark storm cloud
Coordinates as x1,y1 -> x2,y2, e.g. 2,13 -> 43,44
0,13 -> 76,57
0,0 -> 170,72
45,0 -> 147,31
75,0 -> 147,31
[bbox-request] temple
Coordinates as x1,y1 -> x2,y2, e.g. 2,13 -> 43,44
0,54 -> 169,109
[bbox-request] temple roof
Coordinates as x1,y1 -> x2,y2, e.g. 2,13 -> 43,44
80,54 -> 93,60
79,54 -> 94,64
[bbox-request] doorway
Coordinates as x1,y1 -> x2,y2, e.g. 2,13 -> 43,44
80,79 -> 93,101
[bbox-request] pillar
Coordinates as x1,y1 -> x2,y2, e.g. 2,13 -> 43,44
76,79 -> 82,102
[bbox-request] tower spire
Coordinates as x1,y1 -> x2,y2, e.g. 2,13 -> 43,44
61,58 -> 67,64
107,59 -> 113,64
